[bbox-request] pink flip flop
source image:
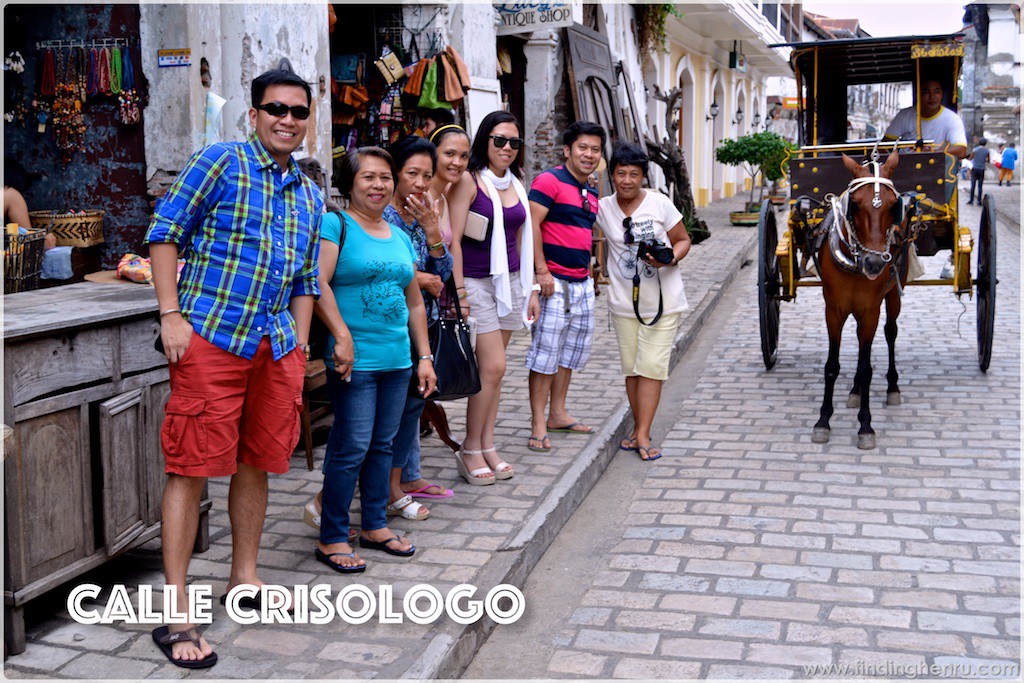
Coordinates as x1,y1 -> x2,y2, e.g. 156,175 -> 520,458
405,484 -> 454,500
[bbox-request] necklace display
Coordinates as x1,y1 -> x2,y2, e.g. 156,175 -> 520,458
31,41 -> 141,160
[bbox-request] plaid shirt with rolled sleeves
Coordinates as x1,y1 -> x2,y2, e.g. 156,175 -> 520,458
145,134 -> 323,361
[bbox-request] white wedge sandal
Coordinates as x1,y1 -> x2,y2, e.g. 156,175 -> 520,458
455,447 -> 495,486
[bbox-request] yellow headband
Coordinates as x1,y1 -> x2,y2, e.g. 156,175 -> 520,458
429,123 -> 466,144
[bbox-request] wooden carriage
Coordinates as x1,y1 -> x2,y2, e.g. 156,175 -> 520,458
757,34 -> 997,371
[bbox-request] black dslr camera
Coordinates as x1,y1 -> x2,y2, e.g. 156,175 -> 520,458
636,238 -> 674,265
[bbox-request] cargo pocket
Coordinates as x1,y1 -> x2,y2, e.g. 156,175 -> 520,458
161,392 -> 208,466
288,395 -> 304,451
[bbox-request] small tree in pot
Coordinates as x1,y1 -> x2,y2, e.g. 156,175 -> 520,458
715,132 -> 795,214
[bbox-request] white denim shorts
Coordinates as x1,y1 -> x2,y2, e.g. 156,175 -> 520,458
464,273 -> 526,335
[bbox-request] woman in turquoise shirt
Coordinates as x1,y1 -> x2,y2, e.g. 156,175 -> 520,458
312,147 -> 436,572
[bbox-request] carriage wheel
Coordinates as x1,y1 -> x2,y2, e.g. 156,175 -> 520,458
758,199 -> 782,369
976,194 -> 997,372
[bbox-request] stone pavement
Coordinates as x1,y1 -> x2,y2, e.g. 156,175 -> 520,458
4,191 -> 760,679
516,185 -> 1021,678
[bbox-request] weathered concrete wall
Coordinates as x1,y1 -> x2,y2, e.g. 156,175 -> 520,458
3,4 -> 150,268
139,3 -> 331,198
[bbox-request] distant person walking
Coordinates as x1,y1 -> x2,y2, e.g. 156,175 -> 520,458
999,143 -> 1017,186
967,137 -> 989,205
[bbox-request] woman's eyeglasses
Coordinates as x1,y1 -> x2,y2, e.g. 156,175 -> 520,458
255,101 -> 311,120
490,135 -> 524,150
622,216 -> 635,244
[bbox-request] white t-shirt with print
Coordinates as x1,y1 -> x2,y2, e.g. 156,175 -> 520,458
884,105 -> 967,149
597,190 -> 688,319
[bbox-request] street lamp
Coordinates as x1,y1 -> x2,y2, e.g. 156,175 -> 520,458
733,108 -> 744,125
753,111 -> 762,128
706,101 -> 719,121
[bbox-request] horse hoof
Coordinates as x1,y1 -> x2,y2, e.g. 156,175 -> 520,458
857,434 -> 877,450
887,392 -> 902,406
846,394 -> 860,409
812,428 -> 830,444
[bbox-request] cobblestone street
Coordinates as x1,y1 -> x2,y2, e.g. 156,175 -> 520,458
473,185 -> 1022,679
5,184 -> 1018,679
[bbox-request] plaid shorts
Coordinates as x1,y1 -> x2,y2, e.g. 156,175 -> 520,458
525,278 -> 595,375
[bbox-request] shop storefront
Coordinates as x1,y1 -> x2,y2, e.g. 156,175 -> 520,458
327,3 -> 472,181
4,4 -> 149,275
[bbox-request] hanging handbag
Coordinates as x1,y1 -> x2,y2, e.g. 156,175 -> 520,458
441,52 -> 465,105
417,59 -> 452,111
374,51 -> 404,85
404,58 -> 429,97
413,278 -> 480,401
445,45 -> 472,91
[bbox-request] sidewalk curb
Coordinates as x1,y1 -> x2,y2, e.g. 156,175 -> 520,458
401,225 -> 761,679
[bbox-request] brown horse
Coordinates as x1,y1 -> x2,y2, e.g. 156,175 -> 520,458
812,150 -> 911,449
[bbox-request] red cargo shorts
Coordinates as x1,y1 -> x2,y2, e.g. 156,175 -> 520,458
161,334 -> 306,477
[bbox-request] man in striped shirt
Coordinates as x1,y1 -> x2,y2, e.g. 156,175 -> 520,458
145,65 -> 322,668
526,121 -> 606,453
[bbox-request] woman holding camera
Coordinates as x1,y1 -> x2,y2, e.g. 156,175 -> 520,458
596,144 -> 691,461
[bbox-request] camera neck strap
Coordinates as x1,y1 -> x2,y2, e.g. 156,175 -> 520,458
632,266 -> 664,326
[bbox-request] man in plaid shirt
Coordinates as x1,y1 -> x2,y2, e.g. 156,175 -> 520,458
145,65 -> 322,668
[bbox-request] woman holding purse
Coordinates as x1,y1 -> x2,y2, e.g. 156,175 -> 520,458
447,111 -> 540,484
312,147 -> 436,572
381,135 -> 454,519
596,144 -> 691,461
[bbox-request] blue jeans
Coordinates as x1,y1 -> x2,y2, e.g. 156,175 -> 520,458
392,392 -> 425,484
969,169 -> 985,203
321,367 -> 411,544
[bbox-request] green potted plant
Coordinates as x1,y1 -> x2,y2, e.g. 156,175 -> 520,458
715,132 -> 795,224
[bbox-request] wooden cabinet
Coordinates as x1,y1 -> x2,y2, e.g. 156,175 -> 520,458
3,283 -> 211,656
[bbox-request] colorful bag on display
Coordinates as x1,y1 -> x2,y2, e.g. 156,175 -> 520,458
404,58 -> 429,97
445,45 -> 472,91
417,59 -> 452,111
374,51 -> 404,85
441,52 -> 465,105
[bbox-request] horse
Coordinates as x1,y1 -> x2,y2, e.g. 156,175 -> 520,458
811,150 -> 912,449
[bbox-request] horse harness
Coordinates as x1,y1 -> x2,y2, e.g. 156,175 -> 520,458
807,161 -> 922,289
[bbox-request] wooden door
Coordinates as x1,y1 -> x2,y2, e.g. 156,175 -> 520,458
563,23 -> 626,151
144,381 -> 171,525
99,389 -> 147,555
7,405 -> 94,587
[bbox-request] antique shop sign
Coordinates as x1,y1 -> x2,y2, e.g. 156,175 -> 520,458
496,3 -> 573,36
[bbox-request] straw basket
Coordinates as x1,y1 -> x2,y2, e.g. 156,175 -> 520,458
4,229 -> 48,294
28,210 -> 105,247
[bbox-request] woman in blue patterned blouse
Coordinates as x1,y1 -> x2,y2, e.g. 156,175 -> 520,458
382,136 -> 454,521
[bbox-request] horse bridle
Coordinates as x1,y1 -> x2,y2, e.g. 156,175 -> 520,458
825,162 -> 902,275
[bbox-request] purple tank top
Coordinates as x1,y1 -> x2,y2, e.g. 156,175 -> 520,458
462,183 -> 526,279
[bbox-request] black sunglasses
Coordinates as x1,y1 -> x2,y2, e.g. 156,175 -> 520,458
622,216 -> 635,244
256,101 -> 311,120
490,135 -> 524,150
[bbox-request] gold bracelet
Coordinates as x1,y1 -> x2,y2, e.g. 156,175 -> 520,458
458,291 -> 468,300
427,240 -> 445,251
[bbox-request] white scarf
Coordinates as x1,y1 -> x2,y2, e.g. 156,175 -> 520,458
479,168 -> 535,324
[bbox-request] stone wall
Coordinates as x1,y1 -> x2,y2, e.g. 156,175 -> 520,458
139,4 -> 331,199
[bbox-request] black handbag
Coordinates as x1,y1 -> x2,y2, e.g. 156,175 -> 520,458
413,278 -> 480,401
